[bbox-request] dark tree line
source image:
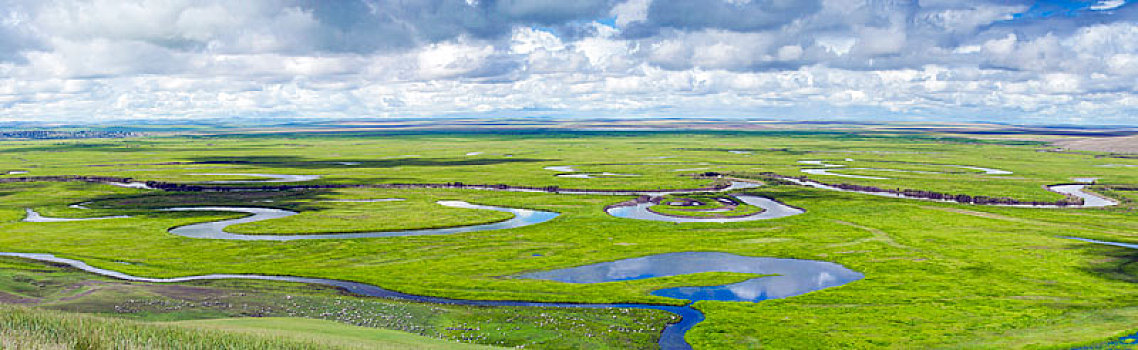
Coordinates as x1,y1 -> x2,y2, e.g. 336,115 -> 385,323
0,176 -> 135,184
0,130 -> 138,139
5,177 -> 732,195
146,181 -> 729,194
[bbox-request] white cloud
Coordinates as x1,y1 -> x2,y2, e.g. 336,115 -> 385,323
1090,0 -> 1126,11
0,0 -> 1136,125
416,40 -> 495,80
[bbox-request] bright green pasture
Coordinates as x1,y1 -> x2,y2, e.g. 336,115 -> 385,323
170,318 -> 497,350
0,302 -> 502,349
3,132 -> 1136,201
0,304 -> 377,350
0,131 -> 1135,349
226,190 -> 516,235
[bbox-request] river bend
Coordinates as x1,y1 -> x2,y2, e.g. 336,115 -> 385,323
165,201 -> 558,241
0,251 -> 861,350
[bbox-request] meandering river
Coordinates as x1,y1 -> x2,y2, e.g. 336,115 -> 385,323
22,208 -> 130,222
163,201 -> 557,241
13,175 -> 1125,348
779,177 -> 1117,208
606,195 -> 804,222
1063,237 -> 1138,250
0,251 -> 861,350
797,160 -> 1013,179
190,173 -> 321,183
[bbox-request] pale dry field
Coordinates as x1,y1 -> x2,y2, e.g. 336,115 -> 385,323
1056,135 -> 1138,154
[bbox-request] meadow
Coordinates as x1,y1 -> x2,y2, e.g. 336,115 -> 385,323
0,129 -> 1135,349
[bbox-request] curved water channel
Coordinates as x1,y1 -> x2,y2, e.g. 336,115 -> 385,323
1064,236 -> 1138,250
556,172 -> 640,179
12,178 -> 855,348
17,176 -> 1120,347
0,251 -> 861,350
30,180 -> 767,227
190,173 -> 321,183
22,208 -> 130,222
606,195 -> 804,223
164,201 -> 558,241
541,165 -> 641,179
543,165 -> 579,172
779,177 -> 1118,208
797,160 -> 1013,179
24,201 -> 556,240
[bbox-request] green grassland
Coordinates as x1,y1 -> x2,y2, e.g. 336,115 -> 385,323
0,130 -> 1135,349
0,256 -> 672,349
0,303 -> 497,350
224,191 -> 517,235
168,318 -> 499,350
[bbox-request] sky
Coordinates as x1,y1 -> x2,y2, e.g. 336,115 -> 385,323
1,0 -> 1137,125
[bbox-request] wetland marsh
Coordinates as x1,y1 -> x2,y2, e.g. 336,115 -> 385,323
1,130 -> 1136,349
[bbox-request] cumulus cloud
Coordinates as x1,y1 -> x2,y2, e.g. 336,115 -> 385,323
0,0 -> 1136,124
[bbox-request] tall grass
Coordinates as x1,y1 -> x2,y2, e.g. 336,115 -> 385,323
0,305 -> 341,350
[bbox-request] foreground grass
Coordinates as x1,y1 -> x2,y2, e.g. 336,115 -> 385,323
0,256 -> 674,349
168,318 -> 495,350
0,304 -> 370,350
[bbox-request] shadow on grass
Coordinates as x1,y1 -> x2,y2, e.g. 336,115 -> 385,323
0,143 -> 254,153
1084,245 -> 1138,284
87,188 -> 334,212
181,156 -> 555,169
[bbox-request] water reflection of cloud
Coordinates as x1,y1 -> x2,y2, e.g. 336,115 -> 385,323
522,252 -> 863,303
815,271 -> 835,287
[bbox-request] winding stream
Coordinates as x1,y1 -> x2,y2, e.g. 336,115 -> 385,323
0,251 -> 861,350
439,180 -> 763,196
15,175 -> 1123,348
165,201 -> 558,241
108,181 -> 154,189
800,168 -> 890,179
1063,237 -> 1138,249
954,166 -> 1013,175
780,177 -> 1118,208
556,173 -> 640,179
323,198 -> 406,203
606,195 -> 804,222
191,173 -> 321,183
543,166 -> 578,172
797,160 -> 1013,179
22,208 -> 130,222
24,200 -> 555,240
545,165 -> 641,179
